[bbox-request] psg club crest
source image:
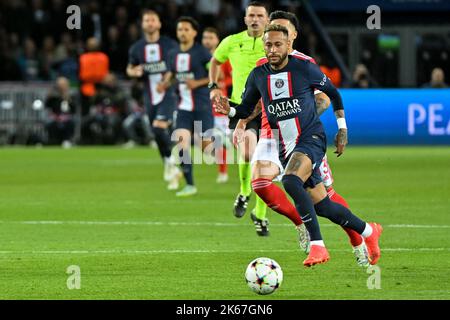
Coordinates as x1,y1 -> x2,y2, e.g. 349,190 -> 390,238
275,79 -> 284,88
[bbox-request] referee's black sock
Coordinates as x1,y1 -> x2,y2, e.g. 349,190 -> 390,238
282,174 -> 323,241
153,127 -> 172,159
314,196 -> 366,234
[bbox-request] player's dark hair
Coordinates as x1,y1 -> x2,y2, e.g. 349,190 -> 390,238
176,16 -> 200,32
269,10 -> 300,33
264,24 -> 289,38
246,1 -> 269,14
141,9 -> 159,19
203,27 -> 220,38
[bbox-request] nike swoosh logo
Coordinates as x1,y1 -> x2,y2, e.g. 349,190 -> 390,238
274,91 -> 285,97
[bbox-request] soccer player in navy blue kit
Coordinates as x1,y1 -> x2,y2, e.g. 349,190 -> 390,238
158,17 -> 214,197
215,25 -> 382,267
127,10 -> 181,190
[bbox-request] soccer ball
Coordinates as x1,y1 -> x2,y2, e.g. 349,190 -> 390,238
245,257 -> 283,295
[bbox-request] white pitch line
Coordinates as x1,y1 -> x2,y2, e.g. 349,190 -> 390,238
385,224 -> 450,228
0,220 -> 449,229
0,248 -> 448,255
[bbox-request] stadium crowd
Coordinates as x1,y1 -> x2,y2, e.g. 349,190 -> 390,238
0,0 -> 301,81
0,0 -> 448,146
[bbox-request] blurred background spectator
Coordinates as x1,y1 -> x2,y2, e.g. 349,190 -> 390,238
81,73 -> 126,145
0,0 -> 448,87
17,38 -> 41,81
422,67 -> 448,88
0,0 -> 449,147
351,63 -> 378,89
45,76 -> 76,147
122,80 -> 154,148
53,33 -> 79,82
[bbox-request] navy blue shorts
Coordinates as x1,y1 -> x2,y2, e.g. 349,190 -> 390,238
282,134 -> 327,189
175,109 -> 214,135
145,92 -> 176,123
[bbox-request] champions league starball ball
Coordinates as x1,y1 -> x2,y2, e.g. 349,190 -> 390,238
245,257 -> 283,295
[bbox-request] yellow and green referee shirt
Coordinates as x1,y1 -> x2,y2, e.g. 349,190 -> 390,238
214,30 -> 266,104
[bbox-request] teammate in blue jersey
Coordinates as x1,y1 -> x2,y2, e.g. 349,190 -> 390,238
215,24 -> 382,267
158,17 -> 214,197
127,9 -> 181,190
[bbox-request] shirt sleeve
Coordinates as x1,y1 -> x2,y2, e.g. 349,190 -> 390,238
234,70 -> 261,119
128,44 -> 140,66
213,35 -> 232,64
166,49 -> 176,73
166,39 -> 178,70
307,62 -> 344,111
169,38 -> 178,51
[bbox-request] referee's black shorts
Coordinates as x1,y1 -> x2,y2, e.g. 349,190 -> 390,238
228,101 -> 261,137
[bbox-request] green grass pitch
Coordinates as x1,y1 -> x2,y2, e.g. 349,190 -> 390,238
0,146 -> 449,299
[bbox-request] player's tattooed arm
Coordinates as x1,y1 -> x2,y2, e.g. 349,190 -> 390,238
334,109 -> 348,157
315,93 -> 331,116
308,62 -> 347,156
335,109 -> 345,118
244,101 -> 262,122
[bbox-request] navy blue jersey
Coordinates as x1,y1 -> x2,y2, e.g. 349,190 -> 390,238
128,36 -> 177,106
168,43 -> 212,112
237,55 -> 343,159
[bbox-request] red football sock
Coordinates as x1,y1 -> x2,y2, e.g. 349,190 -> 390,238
328,187 -> 363,246
217,147 -> 227,174
252,178 -> 302,226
